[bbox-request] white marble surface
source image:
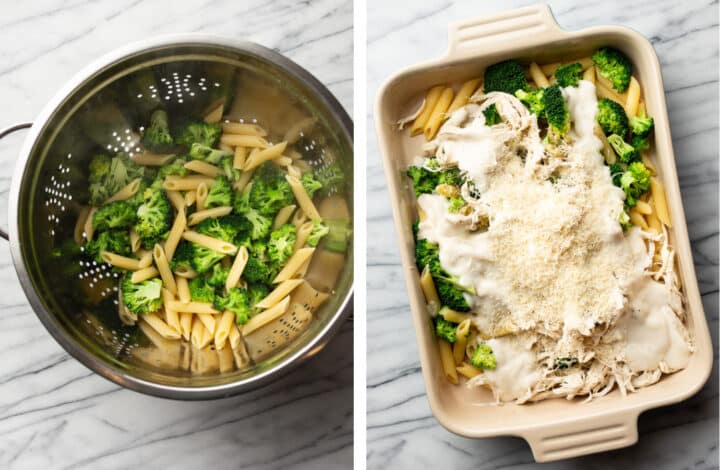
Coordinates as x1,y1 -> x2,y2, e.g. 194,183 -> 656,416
367,0 -> 718,468
0,1 -> 352,469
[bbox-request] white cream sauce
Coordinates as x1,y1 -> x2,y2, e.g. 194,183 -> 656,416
483,336 -> 541,402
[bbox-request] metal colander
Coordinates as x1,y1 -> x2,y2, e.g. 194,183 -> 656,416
3,36 -> 353,399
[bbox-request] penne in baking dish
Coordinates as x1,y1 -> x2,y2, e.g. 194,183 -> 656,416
375,4 -> 712,462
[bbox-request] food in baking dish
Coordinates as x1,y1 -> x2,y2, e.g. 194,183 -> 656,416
402,48 -> 690,403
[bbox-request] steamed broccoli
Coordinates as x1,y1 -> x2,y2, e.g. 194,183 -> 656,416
313,161 -> 346,196
233,191 -> 273,240
88,153 -> 145,206
324,218 -> 352,253
631,134 -> 650,151
596,98 -> 629,138
608,134 -> 639,164
205,175 -> 233,208
170,240 -> 194,272
268,224 -> 297,266
447,196 -> 466,214
436,278 -> 471,312
470,343 -> 496,370
543,85 -> 569,136
247,283 -> 269,313
609,162 -> 624,186
157,158 -> 189,180
484,59 -> 528,95
207,263 -> 230,289
555,62 -> 583,87
142,109 -> 175,153
620,161 -> 651,207
218,156 -> 241,182
406,163 -> 464,197
619,208 -> 632,231
84,230 -> 132,263
301,172 -> 323,198
515,88 -> 545,116
630,109 -> 654,138
249,162 -> 294,216
134,186 -> 173,248
92,201 -> 136,230
121,275 -> 163,315
434,316 -> 458,343
196,215 -> 244,244
483,103 -> 502,125
415,236 -> 473,311
175,121 -> 222,148
415,238 -> 439,271
188,143 -> 233,164
189,243 -> 225,274
243,256 -> 274,285
307,220 -> 329,247
214,288 -> 252,324
188,277 -> 215,303
592,47 -> 632,93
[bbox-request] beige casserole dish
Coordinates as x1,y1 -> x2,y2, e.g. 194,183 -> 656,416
374,4 -> 713,462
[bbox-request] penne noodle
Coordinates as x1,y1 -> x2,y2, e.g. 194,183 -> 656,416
174,265 -> 198,279
182,230 -> 237,255
228,323 -> 242,350
187,206 -> 233,226
233,168 -> 255,192
286,174 -> 321,221
273,247 -> 315,283
131,266 -> 159,283
106,178 -> 141,203
198,313 -> 216,335
164,209 -> 186,261
84,207 -> 98,242
191,319 -> 209,348
423,87 -> 454,141
420,265 -> 441,310
255,279 -> 304,309
74,206 -> 91,244
453,319 -> 471,364
195,182 -> 208,212
225,246 -> 249,291
574,56 -> 594,70
222,122 -> 268,136
167,300 -> 220,314
529,62 -> 550,88
642,153 -> 657,175
101,251 -> 143,270
287,165 -> 302,180
219,143 -> 234,153
273,156 -> 293,167
166,190 -> 185,213
163,175 -> 215,191
635,200 -> 652,215
446,78 -> 482,115
582,65 -> 595,84
179,312 -> 193,340
184,190 -> 197,207
184,160 -> 222,178
440,308 -> 470,324
273,205 -> 297,230
624,76 -> 641,119
629,208 -> 649,229
142,312 -> 181,340
220,134 -> 269,148
214,311 -> 235,350
540,62 -> 561,76
138,250 -> 154,269
438,339 -> 458,384
232,338 -> 251,369
411,85 -> 444,136
242,296 -> 291,336
295,221 -> 313,250
132,152 -> 175,167
129,229 -> 142,253
176,276 -> 191,304
244,142 -> 288,171
282,116 -> 317,144
650,177 -> 672,226
233,146 -> 247,170
153,244 -> 177,294
457,362 -> 482,379
646,206 -> 663,234
203,102 -> 224,124
162,288 -> 181,334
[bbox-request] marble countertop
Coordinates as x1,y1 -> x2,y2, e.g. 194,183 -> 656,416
0,1 -> 352,468
367,0 -> 718,468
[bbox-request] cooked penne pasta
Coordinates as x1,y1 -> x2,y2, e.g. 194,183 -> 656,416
187,206 -> 233,226
228,323 -> 242,350
529,62 -> 550,88
419,265 -> 441,310
233,146 -> 247,170
191,319 -> 210,348
273,205 -> 297,230
182,230 -> 237,255
132,152 -> 175,166
131,266 -> 159,283
101,251 -> 144,270
286,174 -> 321,221
142,312 -> 181,340
411,85 -> 444,136
220,134 -> 269,148
195,182 -> 208,211
255,279 -> 304,309
438,339 -> 458,384
184,190 -> 197,207
244,142 -> 288,171
629,208 -> 649,229
167,300 -> 220,314
203,102 -> 224,124
635,200 -> 652,215
446,78 -> 481,115
423,87 -> 454,141
74,206 -> 91,244
242,296 -> 291,336
162,288 -> 181,334
214,311 -> 235,350
198,313 -> 216,335
650,177 -> 672,226
456,362 -> 482,379
184,160 -> 222,177
129,229 -> 142,252
176,276 -> 191,304
179,312 -> 193,341
440,308 -> 470,324
225,246 -> 249,291
453,319 -> 471,364
174,265 -> 198,279
138,250 -> 154,269
624,76 -> 641,119
222,122 -> 267,136
164,209 -> 186,261
84,207 -> 98,242
153,244 -> 177,294
233,168 -> 255,192
295,221 -> 313,250
106,178 -> 141,203
273,247 -> 315,283
163,175 -> 215,191
582,65 -> 595,84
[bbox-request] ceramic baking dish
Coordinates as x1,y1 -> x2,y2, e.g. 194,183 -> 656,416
374,4 -> 713,462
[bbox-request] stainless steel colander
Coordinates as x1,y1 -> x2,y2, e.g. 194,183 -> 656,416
0,35 -> 353,399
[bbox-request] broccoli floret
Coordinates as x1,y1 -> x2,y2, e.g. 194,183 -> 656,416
267,224 -> 297,267
92,201 -> 136,230
630,109 -> 654,138
188,277 -> 215,303
301,172 -> 323,198
415,236 -> 473,310
415,238 -> 439,271
437,166 -> 464,187
608,134 -> 639,164
205,175 -> 233,208
434,316 -> 458,343
214,288 -> 252,324
553,357 -> 579,370
447,196 -> 466,214
157,158 -> 189,180
609,162 -> 625,187
142,109 -> 175,153
170,240 -> 194,272
248,283 -> 269,314
543,85 -> 569,136
596,98 -> 629,138
483,103 -> 502,125
84,230 -> 132,263
175,121 -> 222,148
470,343 -> 496,370
592,47 -> 632,93
188,143 -> 232,164
631,134 -> 650,151
620,161 -> 651,207
324,218 -> 352,253
436,278 -> 470,312
515,88 -> 545,116
484,60 -> 528,95
243,256 -> 274,285
307,220 -> 329,247
121,275 -> 163,315
313,161 -> 346,196
206,263 -> 230,289
619,208 -> 632,231
406,165 -> 438,196
555,62 -> 583,87
88,153 -> 145,206
249,162 -> 294,216
218,156 -> 241,182
191,244 -> 226,274
233,191 -> 273,240
195,215 -> 244,243
134,187 -> 173,248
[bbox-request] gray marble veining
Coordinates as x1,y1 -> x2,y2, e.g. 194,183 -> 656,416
0,1 -> 352,468
367,0 -> 718,468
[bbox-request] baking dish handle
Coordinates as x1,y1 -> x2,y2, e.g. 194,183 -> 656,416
523,409 -> 640,462
0,122 -> 33,241
446,4 -> 565,59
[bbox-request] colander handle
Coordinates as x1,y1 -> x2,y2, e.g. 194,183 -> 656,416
0,122 -> 33,240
